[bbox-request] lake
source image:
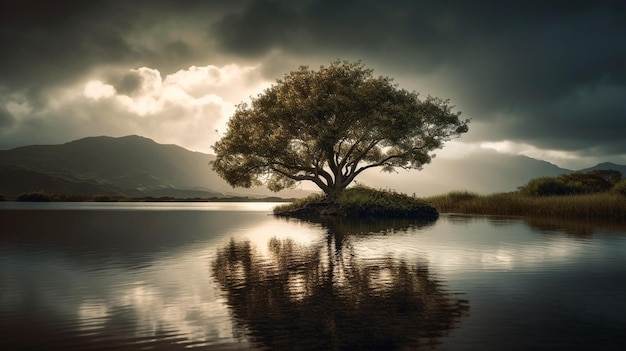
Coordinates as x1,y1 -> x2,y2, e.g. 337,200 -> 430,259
1,202 -> 626,350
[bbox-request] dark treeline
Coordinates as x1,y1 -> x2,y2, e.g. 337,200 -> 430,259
0,191 -> 290,203
517,169 -> 625,196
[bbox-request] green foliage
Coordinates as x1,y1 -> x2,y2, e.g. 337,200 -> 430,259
337,186 -> 437,218
518,169 -> 623,196
16,191 -> 54,202
213,60 -> 469,197
274,186 -> 438,218
0,193 -> 6,201
612,179 -> 626,196
517,177 -> 571,196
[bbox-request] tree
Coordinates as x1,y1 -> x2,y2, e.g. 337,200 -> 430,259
518,169 -> 623,196
212,60 -> 469,199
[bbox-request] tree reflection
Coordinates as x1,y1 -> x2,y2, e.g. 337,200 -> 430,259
212,218 -> 468,350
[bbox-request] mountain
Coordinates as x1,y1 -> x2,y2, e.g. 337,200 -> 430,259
578,162 -> 626,176
1,135 -> 622,199
359,150 -> 572,196
0,135 -> 306,199
362,153 -> 626,197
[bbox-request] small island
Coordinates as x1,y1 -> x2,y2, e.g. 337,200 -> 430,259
273,185 -> 439,219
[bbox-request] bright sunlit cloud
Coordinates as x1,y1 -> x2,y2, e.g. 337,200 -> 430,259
433,140 -> 482,159
70,63 -> 272,152
84,81 -> 116,99
479,140 -> 583,168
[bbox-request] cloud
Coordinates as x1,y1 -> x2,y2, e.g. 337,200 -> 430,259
163,64 -> 266,102
112,71 -> 144,96
0,1 -> 236,100
84,81 -> 116,100
1,0 -> 625,167
0,2 -> 140,97
479,140 -> 583,168
211,0 -> 626,163
0,104 -> 15,130
213,0 -> 302,57
0,63 -> 271,152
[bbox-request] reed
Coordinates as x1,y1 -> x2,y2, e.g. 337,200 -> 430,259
426,191 -> 626,221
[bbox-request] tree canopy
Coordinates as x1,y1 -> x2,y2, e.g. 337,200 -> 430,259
212,60 -> 470,198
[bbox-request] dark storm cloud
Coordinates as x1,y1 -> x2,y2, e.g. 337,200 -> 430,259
112,71 -> 143,96
1,1 -> 138,95
0,104 -> 15,129
213,0 -> 626,155
214,0 -> 301,56
0,0 -> 235,100
214,0 -> 621,73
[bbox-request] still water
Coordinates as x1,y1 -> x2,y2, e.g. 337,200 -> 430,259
1,202 -> 626,350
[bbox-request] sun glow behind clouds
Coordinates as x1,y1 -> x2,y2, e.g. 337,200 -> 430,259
84,81 -> 116,99
76,64 -> 271,152
432,140 -> 482,159
480,140 -> 581,168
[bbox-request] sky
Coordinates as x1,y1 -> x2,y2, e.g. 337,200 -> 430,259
1,0 -> 625,170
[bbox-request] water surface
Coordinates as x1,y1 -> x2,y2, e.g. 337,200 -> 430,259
1,202 -> 625,350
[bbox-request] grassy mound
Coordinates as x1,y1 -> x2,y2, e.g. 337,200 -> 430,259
273,186 -> 438,219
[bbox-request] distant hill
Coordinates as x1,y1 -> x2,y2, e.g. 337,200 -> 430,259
1,135 -> 623,199
0,135 -> 307,199
361,153 -> 626,196
360,150 -> 573,196
578,162 -> 626,176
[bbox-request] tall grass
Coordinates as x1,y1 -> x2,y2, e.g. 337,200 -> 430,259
426,191 -> 626,221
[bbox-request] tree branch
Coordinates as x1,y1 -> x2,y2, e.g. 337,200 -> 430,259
270,165 -> 330,192
351,148 -> 423,178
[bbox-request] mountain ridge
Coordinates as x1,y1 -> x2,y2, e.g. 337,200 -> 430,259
1,135 -> 623,198
578,162 -> 626,176
360,150 -> 573,196
0,135 -> 305,198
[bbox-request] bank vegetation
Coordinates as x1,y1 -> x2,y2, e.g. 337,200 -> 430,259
275,169 -> 626,221
427,169 -> 626,221
0,191 -> 291,203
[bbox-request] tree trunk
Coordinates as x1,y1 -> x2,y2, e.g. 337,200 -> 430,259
325,184 -> 345,202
